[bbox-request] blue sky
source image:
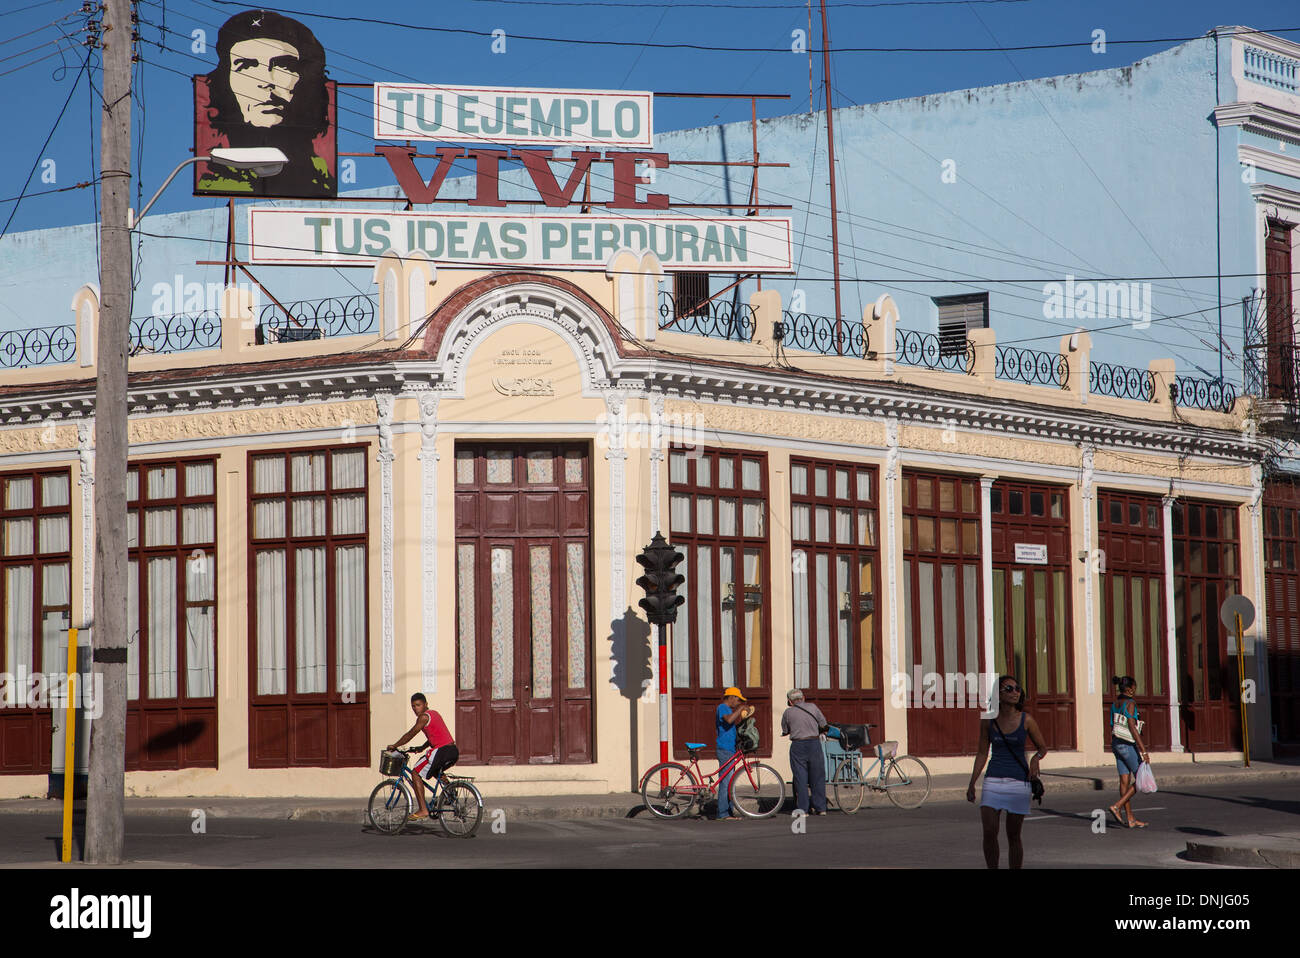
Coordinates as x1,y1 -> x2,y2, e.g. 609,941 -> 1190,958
1,0 -> 1298,233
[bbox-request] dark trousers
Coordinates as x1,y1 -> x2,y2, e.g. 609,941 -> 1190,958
790,738 -> 826,812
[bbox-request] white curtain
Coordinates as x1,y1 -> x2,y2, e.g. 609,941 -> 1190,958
5,477 -> 33,509
672,552 -> 691,688
291,453 -> 325,492
332,449 -> 366,489
4,566 -> 33,678
147,466 -> 176,499
695,496 -> 714,535
791,504 -> 810,541
669,494 -> 692,534
669,452 -> 688,485
39,516 -> 70,553
185,462 -> 214,497
41,563 -> 70,675
332,494 -> 365,536
186,553 -> 215,697
335,544 -> 365,693
815,553 -> 831,689
792,550 -> 809,688
696,546 -> 713,687
255,550 -> 287,695
741,458 -> 761,491
41,474 -> 70,507
837,555 -> 851,688
127,560 -> 139,700
718,498 -> 737,537
254,455 -> 285,494
144,507 -> 175,547
743,500 -> 764,537
295,547 -> 327,694
292,498 -> 326,537
940,564 -> 959,679
253,501 -> 285,539
719,547 -> 735,688
182,504 -> 214,545
456,544 -> 476,691
791,464 -> 807,496
4,519 -> 32,556
147,557 -> 176,698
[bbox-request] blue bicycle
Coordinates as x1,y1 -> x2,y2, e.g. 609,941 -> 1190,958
367,746 -> 483,837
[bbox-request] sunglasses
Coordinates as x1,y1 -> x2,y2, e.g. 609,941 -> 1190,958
1001,684 -> 1020,693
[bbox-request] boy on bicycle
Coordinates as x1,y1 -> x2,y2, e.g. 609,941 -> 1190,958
388,693 -> 458,820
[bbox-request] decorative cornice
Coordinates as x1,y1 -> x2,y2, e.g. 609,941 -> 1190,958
1215,101 -> 1300,146
1240,143 -> 1300,181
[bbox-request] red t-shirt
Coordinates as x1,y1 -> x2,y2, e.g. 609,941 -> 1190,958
421,710 -> 454,749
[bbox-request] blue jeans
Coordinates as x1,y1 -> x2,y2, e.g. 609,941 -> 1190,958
790,738 -> 827,812
1113,740 -> 1141,777
715,749 -> 737,818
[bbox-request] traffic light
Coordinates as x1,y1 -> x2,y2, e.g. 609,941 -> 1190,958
636,532 -> 685,625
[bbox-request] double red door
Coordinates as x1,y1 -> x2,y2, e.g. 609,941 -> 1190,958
453,443 -> 593,765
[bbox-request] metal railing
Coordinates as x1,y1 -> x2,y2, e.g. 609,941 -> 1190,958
1170,375 -> 1237,413
658,290 -> 756,342
1244,45 -> 1299,92
0,324 -> 77,368
994,344 -> 1069,388
129,310 -> 222,355
779,310 -> 869,357
257,294 -> 377,343
894,327 -> 972,373
1089,360 -> 1155,402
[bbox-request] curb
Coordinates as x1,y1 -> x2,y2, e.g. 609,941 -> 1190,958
1184,834 -> 1300,868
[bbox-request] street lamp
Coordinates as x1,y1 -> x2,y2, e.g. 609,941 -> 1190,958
127,147 -> 289,227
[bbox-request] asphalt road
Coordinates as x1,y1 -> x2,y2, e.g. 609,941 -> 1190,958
3,780 -> 1297,868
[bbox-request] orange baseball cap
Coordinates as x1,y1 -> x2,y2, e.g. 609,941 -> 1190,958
723,687 -> 747,701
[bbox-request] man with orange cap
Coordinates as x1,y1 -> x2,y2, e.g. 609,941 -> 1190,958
714,687 -> 755,820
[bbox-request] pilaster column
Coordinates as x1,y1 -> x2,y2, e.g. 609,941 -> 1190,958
1162,494 -> 1183,752
376,393 -> 396,695
417,392 -> 440,693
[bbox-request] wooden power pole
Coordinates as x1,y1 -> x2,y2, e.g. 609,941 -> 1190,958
818,0 -> 844,353
85,0 -> 133,864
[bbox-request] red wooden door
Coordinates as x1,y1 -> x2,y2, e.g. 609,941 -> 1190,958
1263,479 -> 1300,751
454,444 -> 592,765
989,481 -> 1075,750
1096,491 -> 1172,751
1172,499 -> 1242,752
1266,220 -> 1294,400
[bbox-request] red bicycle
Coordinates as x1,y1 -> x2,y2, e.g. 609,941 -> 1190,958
640,742 -> 786,819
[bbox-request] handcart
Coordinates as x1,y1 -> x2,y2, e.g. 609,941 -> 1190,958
824,723 -> 932,813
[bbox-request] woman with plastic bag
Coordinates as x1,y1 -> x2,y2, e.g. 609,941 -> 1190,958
1109,675 -> 1151,828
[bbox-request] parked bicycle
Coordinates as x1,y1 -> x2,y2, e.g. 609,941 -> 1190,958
825,723 -> 931,812
367,746 -> 484,837
640,741 -> 787,819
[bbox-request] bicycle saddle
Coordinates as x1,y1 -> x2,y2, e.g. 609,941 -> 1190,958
684,742 -> 706,751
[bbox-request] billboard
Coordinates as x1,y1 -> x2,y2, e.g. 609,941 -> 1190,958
247,208 -> 794,272
193,9 -> 337,198
374,83 -> 654,148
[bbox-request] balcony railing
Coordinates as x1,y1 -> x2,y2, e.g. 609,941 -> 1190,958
1090,361 -> 1155,402
778,310 -> 869,358
658,290 -> 756,342
1170,375 -> 1237,414
0,324 -> 76,368
1244,45 -> 1299,93
894,327 -> 972,373
994,344 -> 1069,389
257,294 -> 377,343
129,309 -> 222,355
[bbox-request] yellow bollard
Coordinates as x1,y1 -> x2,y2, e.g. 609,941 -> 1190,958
61,627 -> 77,863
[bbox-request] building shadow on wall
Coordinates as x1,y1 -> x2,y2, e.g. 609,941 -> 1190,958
609,607 -> 653,794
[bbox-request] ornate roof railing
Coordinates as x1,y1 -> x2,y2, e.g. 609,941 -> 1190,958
0,324 -> 77,368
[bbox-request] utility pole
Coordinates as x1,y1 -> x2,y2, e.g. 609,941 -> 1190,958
819,0 -> 844,354
84,0 -> 133,865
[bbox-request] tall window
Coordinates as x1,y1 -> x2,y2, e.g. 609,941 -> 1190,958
789,457 -> 880,711
126,460 -> 217,704
0,469 -> 71,774
667,448 -> 770,756
249,447 -> 368,767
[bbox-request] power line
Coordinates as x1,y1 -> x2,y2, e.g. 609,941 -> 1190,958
468,0 -> 1031,8
0,0 -> 67,19
197,2 -> 1300,55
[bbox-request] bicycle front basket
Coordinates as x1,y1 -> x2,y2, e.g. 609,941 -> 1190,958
379,750 -> 407,776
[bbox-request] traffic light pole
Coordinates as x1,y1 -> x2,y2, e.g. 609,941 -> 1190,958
658,621 -> 669,779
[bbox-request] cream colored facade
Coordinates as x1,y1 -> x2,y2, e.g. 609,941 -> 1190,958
0,253 -> 1269,798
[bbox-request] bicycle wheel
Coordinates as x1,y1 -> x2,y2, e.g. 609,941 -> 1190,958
367,779 -> 412,835
730,762 -> 786,819
640,762 -> 700,819
884,755 -> 931,809
437,780 -> 483,838
831,757 -> 864,814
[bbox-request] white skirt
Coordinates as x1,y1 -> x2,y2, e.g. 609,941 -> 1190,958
980,776 -> 1031,816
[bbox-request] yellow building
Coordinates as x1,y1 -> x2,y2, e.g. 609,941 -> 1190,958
0,253 -> 1269,798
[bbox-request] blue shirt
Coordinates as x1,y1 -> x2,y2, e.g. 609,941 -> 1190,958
716,704 -> 737,753
985,713 -> 1028,781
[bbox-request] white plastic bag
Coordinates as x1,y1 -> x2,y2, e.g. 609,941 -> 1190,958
1135,761 -> 1157,794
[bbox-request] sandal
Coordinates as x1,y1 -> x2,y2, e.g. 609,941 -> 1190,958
1127,818 -> 1148,828
1108,804 -> 1128,827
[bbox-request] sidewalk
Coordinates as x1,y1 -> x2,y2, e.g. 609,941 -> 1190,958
2,758 -> 1296,828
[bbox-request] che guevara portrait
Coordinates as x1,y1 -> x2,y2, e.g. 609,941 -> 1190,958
194,9 -> 337,198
